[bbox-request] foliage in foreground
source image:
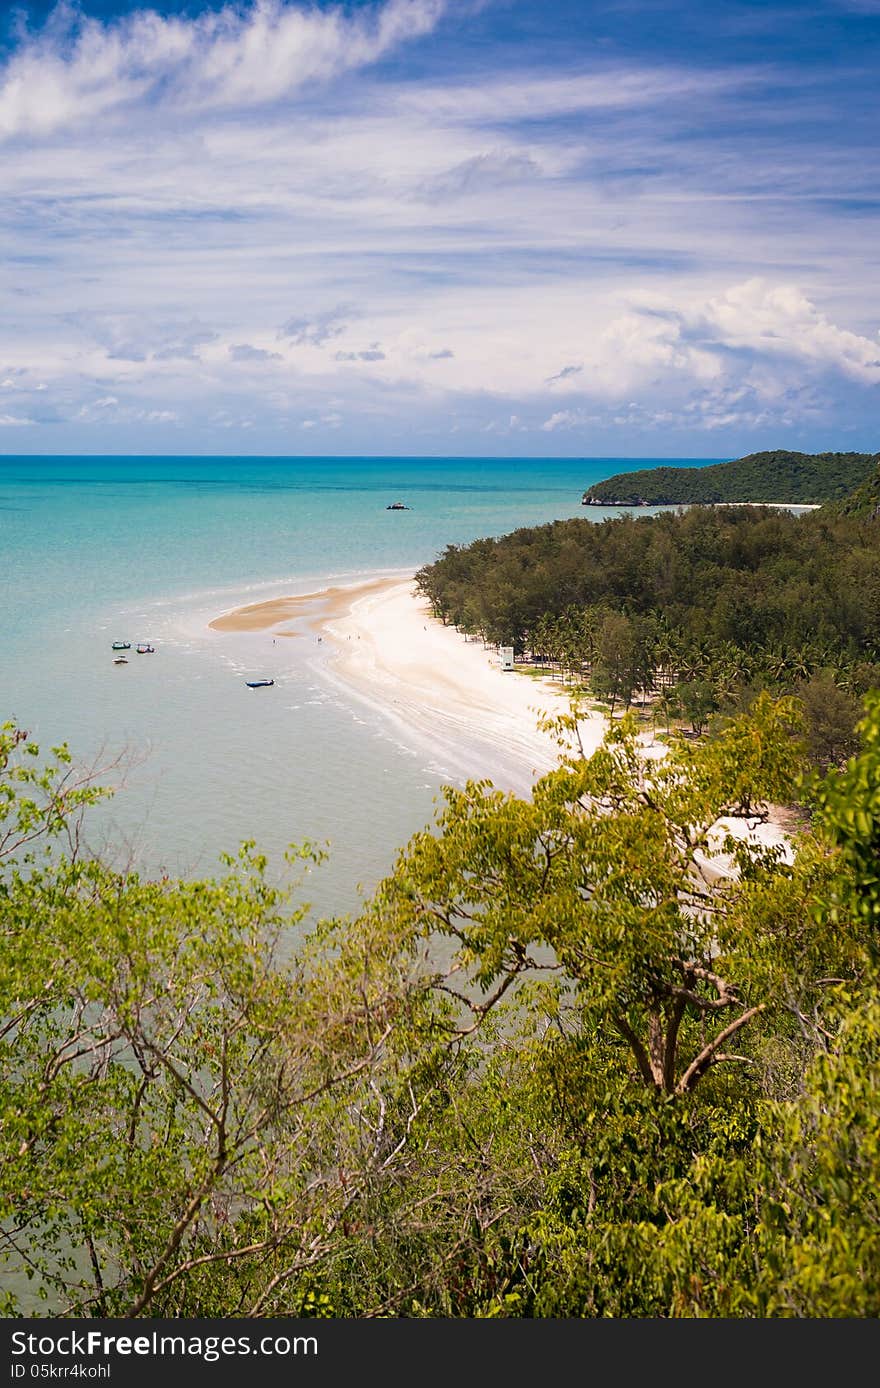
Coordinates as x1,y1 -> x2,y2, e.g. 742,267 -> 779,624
0,696 -> 878,1317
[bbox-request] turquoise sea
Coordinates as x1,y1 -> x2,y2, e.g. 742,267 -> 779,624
0,455 -> 719,921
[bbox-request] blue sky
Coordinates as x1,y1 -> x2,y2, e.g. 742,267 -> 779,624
1,0 -> 878,457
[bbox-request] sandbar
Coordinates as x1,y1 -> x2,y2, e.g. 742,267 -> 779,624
208,576 -> 398,633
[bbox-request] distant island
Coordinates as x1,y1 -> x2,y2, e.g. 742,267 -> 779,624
581,449 -> 879,507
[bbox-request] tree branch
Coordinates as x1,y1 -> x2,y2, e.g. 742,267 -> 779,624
676,1004 -> 766,1093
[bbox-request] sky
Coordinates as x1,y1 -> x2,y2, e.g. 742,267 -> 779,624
1,0 -> 879,458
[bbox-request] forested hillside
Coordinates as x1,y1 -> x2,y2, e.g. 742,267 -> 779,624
828,458 -> 880,518
581,449 -> 878,505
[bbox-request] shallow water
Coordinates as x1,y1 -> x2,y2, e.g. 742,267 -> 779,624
0,454 -> 717,919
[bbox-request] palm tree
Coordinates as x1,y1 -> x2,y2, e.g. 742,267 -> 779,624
789,646 -> 816,684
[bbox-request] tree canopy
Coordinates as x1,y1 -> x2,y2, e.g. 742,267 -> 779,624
2,690 -> 879,1317
416,503 -> 880,761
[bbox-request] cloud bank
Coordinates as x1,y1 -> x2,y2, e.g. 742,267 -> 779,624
0,0 -> 877,455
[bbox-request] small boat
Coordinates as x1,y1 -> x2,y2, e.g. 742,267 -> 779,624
113,657 -> 128,665
245,679 -> 274,688
111,640 -> 131,650
136,643 -> 155,654
386,501 -> 410,510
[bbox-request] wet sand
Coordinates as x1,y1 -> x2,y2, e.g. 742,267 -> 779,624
208,576 -> 399,633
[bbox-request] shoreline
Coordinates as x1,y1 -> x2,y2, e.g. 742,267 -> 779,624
208,573 -> 599,792
321,578 -> 603,790
207,574 -> 794,857
582,501 -> 822,511
702,508 -> 821,513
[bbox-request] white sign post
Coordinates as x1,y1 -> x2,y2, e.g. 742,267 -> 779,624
500,646 -> 514,671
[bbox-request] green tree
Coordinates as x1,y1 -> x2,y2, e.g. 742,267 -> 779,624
591,612 -> 637,714
374,694 -> 812,1097
0,723 -> 451,1317
674,677 -> 717,736
798,671 -> 862,772
6,693 -> 880,1319
809,689 -> 880,966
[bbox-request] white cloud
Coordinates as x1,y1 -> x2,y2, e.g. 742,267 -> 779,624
700,279 -> 880,383
541,410 -> 581,431
593,309 -> 723,391
70,314 -> 219,365
13,273 -> 876,447
0,0 -> 445,139
420,151 -> 543,201
75,397 -> 179,424
0,5 -> 876,452
395,67 -> 753,125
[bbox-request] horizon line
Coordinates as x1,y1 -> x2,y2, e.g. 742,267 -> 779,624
0,451 -> 791,463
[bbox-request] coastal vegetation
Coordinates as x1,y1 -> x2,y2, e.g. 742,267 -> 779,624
580,449 -> 878,506
2,689 -> 879,1317
4,467 -> 880,1318
415,501 -> 880,765
828,462 -> 880,519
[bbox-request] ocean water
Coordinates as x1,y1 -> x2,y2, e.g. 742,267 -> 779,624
0,455 -> 719,921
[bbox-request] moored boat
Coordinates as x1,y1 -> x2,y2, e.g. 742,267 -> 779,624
245,678 -> 274,688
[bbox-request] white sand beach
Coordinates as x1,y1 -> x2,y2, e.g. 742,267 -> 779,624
320,577 -> 607,789
209,573 -> 794,858
210,574 -> 604,792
